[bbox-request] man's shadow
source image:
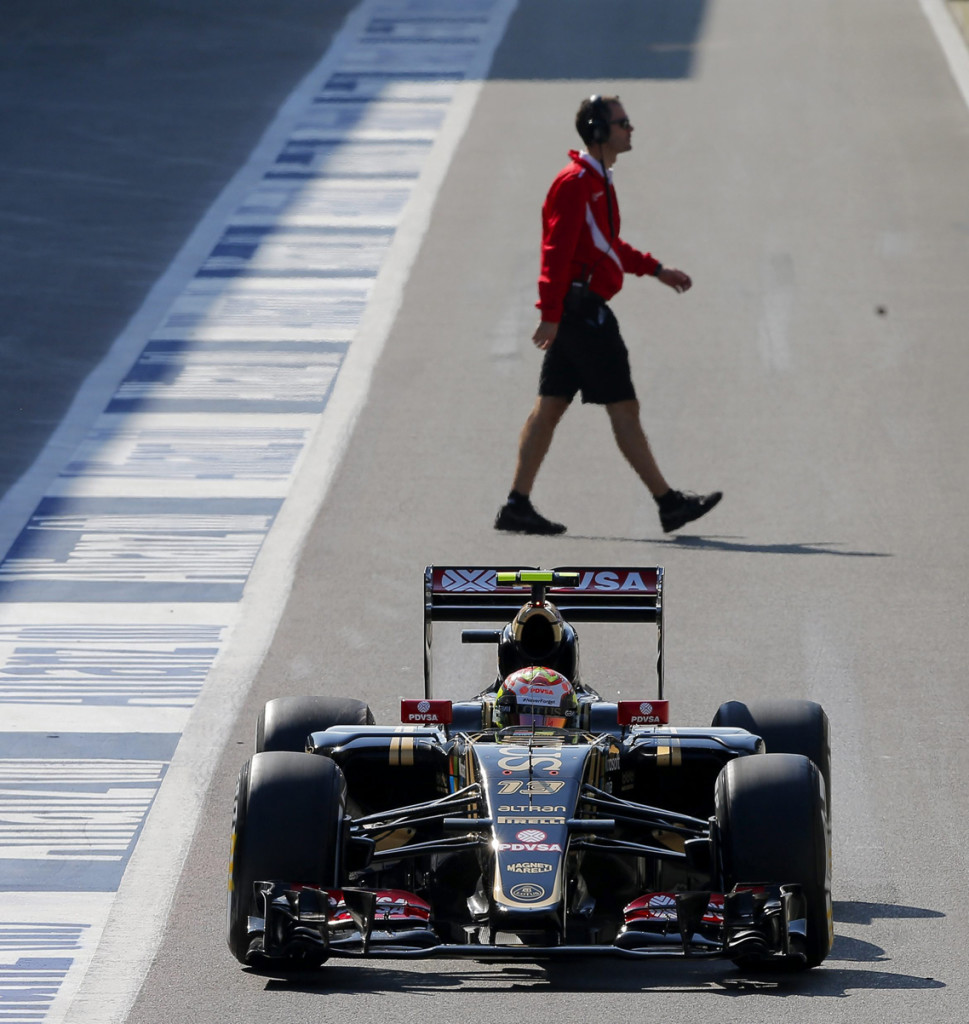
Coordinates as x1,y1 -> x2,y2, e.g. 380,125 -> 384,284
568,534 -> 892,558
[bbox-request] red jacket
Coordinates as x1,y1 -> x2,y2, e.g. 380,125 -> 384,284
537,150 -> 661,322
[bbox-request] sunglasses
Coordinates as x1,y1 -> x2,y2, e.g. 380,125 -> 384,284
610,117 -> 632,129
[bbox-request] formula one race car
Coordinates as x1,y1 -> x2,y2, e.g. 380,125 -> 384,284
228,566 -> 833,971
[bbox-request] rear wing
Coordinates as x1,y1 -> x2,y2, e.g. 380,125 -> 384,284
423,565 -> 664,699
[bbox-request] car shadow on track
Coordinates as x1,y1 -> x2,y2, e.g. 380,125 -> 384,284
252,901 -> 944,998
566,534 -> 893,558
834,899 -> 946,926
255,959 -> 944,998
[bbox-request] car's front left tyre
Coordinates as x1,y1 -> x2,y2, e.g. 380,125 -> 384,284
715,752 -> 833,969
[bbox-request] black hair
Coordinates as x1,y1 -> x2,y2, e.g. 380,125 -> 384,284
576,94 -> 620,146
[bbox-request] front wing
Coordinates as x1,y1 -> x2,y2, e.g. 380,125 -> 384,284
251,881 -> 812,967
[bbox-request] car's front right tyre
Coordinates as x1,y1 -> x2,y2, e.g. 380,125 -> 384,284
227,751 -> 346,967
256,695 -> 374,753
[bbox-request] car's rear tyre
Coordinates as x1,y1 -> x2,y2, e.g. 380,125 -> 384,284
712,698 -> 831,814
256,696 -> 374,753
715,752 -> 832,969
227,751 -> 346,967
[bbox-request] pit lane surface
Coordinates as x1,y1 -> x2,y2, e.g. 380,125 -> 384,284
9,0 -> 969,1022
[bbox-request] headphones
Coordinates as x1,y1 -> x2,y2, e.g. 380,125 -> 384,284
583,94 -> 611,145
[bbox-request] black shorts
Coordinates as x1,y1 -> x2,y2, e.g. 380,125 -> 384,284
538,298 -> 636,405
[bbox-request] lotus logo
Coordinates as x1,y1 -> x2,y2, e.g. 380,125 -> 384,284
516,829 -> 547,844
509,883 -> 546,902
441,569 -> 495,592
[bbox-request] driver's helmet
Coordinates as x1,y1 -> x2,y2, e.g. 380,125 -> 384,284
493,666 -> 578,729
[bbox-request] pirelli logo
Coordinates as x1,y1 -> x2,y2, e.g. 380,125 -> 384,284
497,816 -> 565,825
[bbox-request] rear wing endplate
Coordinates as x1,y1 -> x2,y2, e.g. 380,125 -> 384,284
423,565 -> 664,700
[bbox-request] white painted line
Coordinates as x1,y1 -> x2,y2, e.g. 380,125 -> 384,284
60,3 -> 520,1024
756,252 -> 795,374
1,706 -> 191,733
919,0 -> 969,112
0,603 -> 233,625
46,478 -> 295,500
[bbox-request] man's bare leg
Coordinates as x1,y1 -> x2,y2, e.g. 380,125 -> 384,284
510,395 -> 571,496
606,398 -> 723,532
605,399 -> 669,496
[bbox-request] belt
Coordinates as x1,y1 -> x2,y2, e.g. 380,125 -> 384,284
565,281 -> 606,318
569,281 -> 605,303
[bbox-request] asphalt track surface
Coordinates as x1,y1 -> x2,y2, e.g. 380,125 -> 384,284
5,1 -> 969,1022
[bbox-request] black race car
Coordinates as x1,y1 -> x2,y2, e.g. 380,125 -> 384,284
228,566 -> 832,970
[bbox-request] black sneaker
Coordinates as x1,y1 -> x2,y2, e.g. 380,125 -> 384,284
494,499 -> 567,535
659,490 -> 722,533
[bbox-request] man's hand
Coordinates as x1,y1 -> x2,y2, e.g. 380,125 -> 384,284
532,320 -> 559,350
657,268 -> 692,293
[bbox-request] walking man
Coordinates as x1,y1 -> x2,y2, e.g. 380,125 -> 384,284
495,95 -> 721,535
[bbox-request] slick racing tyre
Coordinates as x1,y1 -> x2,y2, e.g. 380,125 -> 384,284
256,696 -> 374,753
227,751 -> 346,967
712,699 -> 831,815
715,752 -> 833,969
